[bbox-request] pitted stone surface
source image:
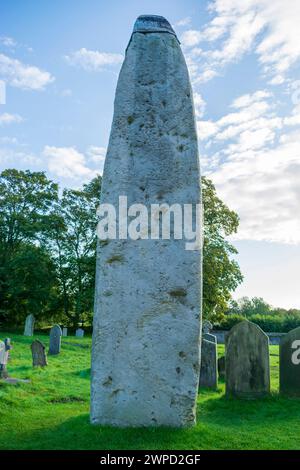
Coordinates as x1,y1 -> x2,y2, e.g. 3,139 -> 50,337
226,320 -> 270,398
91,16 -> 202,427
280,326 -> 300,396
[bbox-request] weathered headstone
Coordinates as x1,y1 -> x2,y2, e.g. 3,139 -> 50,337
31,340 -> 47,367
218,355 -> 225,380
24,314 -> 35,336
280,326 -> 300,396
62,327 -> 68,337
49,324 -> 62,355
0,338 -> 11,379
202,320 -> 216,343
199,339 -> 217,389
76,328 -> 84,338
91,15 -> 202,427
226,320 -> 270,397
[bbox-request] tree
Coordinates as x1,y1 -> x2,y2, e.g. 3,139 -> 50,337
47,176 -> 101,327
202,177 -> 243,321
0,169 -> 59,325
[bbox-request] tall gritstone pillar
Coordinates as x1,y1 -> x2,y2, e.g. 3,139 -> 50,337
91,15 -> 202,427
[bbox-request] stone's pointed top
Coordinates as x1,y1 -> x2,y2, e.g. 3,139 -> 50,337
133,15 -> 176,36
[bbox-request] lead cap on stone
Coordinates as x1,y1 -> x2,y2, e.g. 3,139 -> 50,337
133,15 -> 177,37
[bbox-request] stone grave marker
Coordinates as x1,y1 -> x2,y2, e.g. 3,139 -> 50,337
49,324 -> 62,355
62,327 -> 68,337
226,320 -> 270,397
218,355 -> 225,380
76,328 -> 84,338
280,326 -> 300,396
24,314 -> 35,336
31,340 -> 47,367
0,338 -> 11,379
199,338 -> 217,389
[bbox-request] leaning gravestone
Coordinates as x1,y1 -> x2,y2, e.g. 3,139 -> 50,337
91,15 -> 202,427
199,339 -> 217,389
31,340 -> 47,366
24,314 -> 35,336
226,320 -> 270,397
280,326 -> 300,396
0,338 -> 11,379
49,325 -> 62,355
76,328 -> 84,338
62,327 -> 68,337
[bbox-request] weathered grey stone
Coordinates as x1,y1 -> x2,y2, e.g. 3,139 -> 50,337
24,314 -> 35,336
49,325 -> 62,355
91,15 -> 202,427
280,326 -> 300,396
226,320 -> 270,398
76,328 -> 84,338
199,339 -> 217,389
218,355 -> 225,380
62,327 -> 68,337
203,332 -> 216,343
31,339 -> 47,367
0,338 -> 11,379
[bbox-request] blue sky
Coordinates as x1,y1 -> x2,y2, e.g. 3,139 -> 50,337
1,0 -> 300,308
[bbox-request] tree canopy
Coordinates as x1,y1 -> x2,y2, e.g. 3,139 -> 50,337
0,169 -> 242,326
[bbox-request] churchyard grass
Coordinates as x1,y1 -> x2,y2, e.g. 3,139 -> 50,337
0,332 -> 300,450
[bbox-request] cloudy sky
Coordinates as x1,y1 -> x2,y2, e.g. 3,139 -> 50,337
1,0 -> 300,308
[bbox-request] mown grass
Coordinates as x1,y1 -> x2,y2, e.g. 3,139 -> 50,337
0,332 -> 300,450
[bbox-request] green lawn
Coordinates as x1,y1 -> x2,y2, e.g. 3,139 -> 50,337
1,332 -> 300,450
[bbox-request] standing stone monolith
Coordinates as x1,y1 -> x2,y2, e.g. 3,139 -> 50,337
76,328 -> 84,338
280,326 -> 300,396
31,340 -> 47,367
0,338 -> 11,379
24,314 -> 35,336
49,325 -> 62,355
199,339 -> 217,389
226,320 -> 270,398
91,15 -> 202,427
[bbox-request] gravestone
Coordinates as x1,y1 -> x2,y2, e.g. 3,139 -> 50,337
49,325 -> 62,355
202,320 -> 216,343
24,314 -> 35,336
91,15 -> 202,427
218,355 -> 225,380
31,340 -> 47,367
76,328 -> 84,338
280,326 -> 300,396
0,338 -> 11,379
62,327 -> 68,337
226,320 -> 270,397
199,339 -> 217,389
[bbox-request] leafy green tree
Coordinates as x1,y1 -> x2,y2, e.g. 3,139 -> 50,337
0,169 -> 59,325
202,177 -> 243,321
47,176 -> 101,327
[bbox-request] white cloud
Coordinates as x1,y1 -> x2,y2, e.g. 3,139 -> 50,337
0,37 -> 17,48
199,89 -> 300,244
182,0 -> 300,85
65,48 -> 123,71
0,53 -> 54,90
0,113 -> 23,125
43,146 -> 97,180
175,17 -> 192,27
